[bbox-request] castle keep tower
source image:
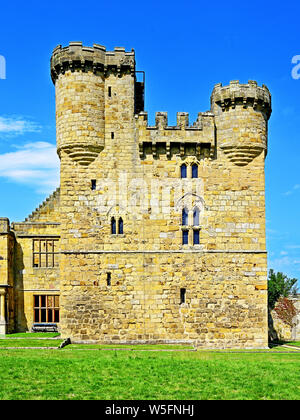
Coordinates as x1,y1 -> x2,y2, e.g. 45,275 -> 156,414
49,42 -> 272,348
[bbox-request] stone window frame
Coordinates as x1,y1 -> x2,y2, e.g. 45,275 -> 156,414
110,216 -> 125,236
179,159 -> 199,179
108,204 -> 127,237
33,238 -> 59,268
180,205 -> 202,246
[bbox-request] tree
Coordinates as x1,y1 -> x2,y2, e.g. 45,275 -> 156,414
268,269 -> 298,310
274,297 -> 297,328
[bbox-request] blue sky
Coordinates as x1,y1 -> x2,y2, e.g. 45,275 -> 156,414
0,0 -> 299,282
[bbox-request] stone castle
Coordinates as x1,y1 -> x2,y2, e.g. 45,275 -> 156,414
0,42 -> 272,348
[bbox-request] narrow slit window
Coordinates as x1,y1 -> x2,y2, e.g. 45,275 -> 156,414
111,132 -> 114,139
108,86 -> 112,97
180,288 -> 186,304
111,217 -> 116,234
107,273 -> 111,286
180,164 -> 187,178
91,179 -> 96,190
192,164 -> 198,179
118,217 -> 123,234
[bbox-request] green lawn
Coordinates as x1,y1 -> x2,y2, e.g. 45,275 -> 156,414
67,343 -> 194,350
5,333 -> 60,338
0,339 -> 63,348
0,348 -> 299,400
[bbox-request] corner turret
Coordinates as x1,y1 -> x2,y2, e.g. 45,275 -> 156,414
50,42 -> 137,166
211,80 -> 272,166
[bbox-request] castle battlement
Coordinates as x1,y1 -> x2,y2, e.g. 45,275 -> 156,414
211,80 -> 272,118
137,111 -> 215,159
0,41 -> 273,348
51,42 -> 135,83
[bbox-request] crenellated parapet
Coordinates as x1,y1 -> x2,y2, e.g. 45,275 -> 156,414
52,42 -> 137,166
51,42 -> 135,83
137,111 -> 215,159
211,80 -> 272,119
211,80 -> 272,166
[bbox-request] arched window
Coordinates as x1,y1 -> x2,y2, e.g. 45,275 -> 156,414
193,207 -> 200,226
182,208 -> 188,226
192,164 -> 198,179
180,164 -> 187,178
118,217 -> 123,234
111,217 -> 116,234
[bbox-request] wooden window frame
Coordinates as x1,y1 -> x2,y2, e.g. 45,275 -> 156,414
33,295 -> 60,323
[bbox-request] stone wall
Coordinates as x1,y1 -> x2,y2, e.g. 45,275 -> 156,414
51,43 -> 271,348
0,42 -> 272,348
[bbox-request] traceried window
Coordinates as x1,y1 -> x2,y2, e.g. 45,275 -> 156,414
181,206 -> 201,246
193,207 -> 200,226
193,207 -> 200,244
34,295 -> 59,323
33,239 -> 59,268
111,216 -> 124,235
182,208 -> 188,226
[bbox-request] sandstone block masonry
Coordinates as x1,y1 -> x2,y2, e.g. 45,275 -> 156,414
0,42 -> 271,348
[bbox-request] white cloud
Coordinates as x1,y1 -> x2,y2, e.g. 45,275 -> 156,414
283,183 -> 300,196
280,251 -> 288,256
0,116 -> 41,137
0,142 -> 59,193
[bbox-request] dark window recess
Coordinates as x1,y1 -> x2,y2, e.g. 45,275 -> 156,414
118,217 -> 123,234
111,217 -> 116,234
108,86 -> 112,97
180,288 -> 186,304
134,71 -> 145,115
107,273 -> 111,286
182,230 -> 189,245
91,179 -> 96,190
192,164 -> 198,179
181,164 -> 187,178
34,295 -> 60,323
111,132 -> 114,139
193,229 -> 200,245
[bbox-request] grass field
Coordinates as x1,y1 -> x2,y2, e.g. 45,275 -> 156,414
0,340 -> 299,400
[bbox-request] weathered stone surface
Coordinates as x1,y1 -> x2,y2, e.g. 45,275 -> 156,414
0,42 -> 271,348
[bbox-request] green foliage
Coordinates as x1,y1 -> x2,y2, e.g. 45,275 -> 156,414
268,269 -> 298,309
